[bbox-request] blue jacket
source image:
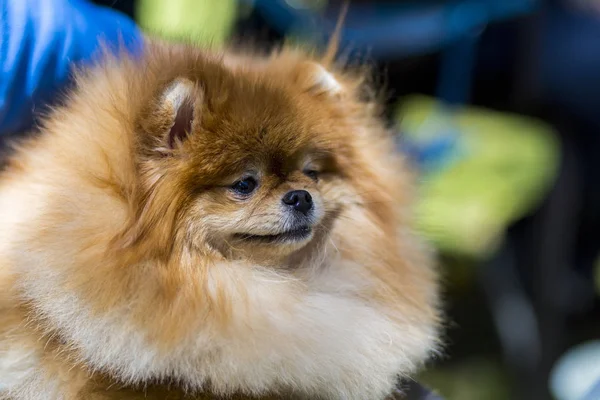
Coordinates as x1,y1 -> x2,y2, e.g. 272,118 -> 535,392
0,0 -> 141,135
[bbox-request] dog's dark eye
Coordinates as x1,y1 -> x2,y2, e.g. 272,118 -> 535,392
231,177 -> 257,195
304,169 -> 319,181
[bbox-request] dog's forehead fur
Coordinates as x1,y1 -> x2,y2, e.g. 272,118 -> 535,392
131,44 -> 352,182
188,80 -> 320,179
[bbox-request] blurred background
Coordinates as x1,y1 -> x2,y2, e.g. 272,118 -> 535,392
96,0 -> 600,399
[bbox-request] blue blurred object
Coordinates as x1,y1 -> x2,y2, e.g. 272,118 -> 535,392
254,0 -> 537,58
395,105 -> 464,175
252,0 -> 538,105
550,340 -> 600,400
582,380 -> 600,400
0,0 -> 142,135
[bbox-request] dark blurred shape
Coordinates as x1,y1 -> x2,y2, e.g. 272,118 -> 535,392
400,381 -> 444,400
92,0 -> 135,18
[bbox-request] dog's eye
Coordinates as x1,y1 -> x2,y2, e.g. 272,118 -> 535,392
304,169 -> 319,181
231,177 -> 257,195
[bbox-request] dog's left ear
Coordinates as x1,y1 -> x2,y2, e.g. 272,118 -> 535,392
141,77 -> 203,155
161,78 -> 200,149
295,61 -> 343,98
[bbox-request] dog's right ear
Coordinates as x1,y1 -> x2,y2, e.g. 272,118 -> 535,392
141,78 -> 203,155
294,61 -> 343,99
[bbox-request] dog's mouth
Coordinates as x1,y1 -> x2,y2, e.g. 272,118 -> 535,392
233,226 -> 313,244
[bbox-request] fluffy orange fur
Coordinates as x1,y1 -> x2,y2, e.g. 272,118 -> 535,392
0,38 -> 440,399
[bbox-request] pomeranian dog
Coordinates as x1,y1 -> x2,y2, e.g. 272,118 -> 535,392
0,27 -> 440,400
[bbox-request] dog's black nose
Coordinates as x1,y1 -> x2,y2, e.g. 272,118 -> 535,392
282,190 -> 313,215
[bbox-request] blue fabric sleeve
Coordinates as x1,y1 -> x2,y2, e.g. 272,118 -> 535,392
0,0 -> 142,135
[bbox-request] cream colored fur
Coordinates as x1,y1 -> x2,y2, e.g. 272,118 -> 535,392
0,41 -> 440,399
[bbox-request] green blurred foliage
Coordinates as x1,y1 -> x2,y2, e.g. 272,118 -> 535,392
136,0 -> 237,47
397,96 -> 559,260
419,358 -> 511,400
